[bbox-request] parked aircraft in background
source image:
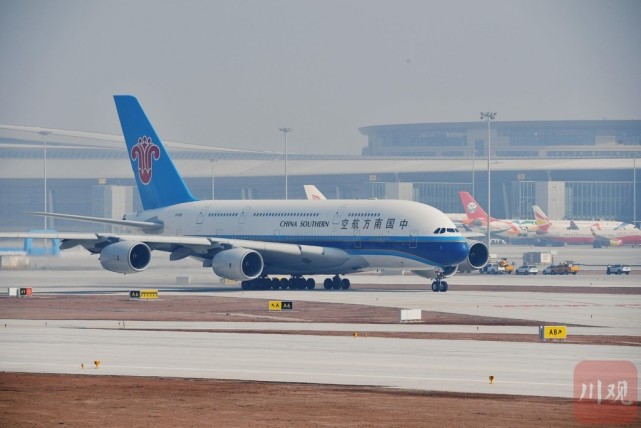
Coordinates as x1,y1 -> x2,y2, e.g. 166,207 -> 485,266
458,191 -> 523,239
533,205 -> 641,247
304,185 -> 327,200
532,205 -> 633,231
0,96 -> 488,292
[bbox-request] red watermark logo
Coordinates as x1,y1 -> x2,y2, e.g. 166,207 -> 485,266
574,360 -> 638,425
130,136 -> 160,185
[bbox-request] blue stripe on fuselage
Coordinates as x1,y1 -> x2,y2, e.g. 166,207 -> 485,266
200,234 -> 469,267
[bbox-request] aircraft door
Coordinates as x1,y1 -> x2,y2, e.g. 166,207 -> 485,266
353,230 -> 361,249
196,207 -> 209,224
239,206 -> 251,224
333,206 -> 346,224
409,230 -> 418,249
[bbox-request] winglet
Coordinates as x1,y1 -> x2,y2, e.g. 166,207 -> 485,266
114,95 -> 197,210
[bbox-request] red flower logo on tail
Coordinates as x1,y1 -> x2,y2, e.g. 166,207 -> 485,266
130,136 -> 160,185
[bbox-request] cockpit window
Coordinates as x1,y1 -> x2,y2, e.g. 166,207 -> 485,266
434,227 -> 461,234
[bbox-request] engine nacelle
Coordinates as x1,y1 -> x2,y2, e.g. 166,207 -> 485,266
99,241 -> 151,274
457,240 -> 490,272
212,248 -> 264,281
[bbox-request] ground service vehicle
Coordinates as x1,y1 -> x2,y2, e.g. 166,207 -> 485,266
515,265 -> 538,275
545,261 -> 580,275
607,264 -> 631,275
498,259 -> 514,274
480,263 -> 504,274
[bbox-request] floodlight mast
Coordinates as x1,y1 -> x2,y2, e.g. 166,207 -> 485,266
39,130 -> 51,229
480,112 -> 496,253
279,127 -> 292,200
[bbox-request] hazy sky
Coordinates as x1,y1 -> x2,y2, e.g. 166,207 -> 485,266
1,0 -> 639,155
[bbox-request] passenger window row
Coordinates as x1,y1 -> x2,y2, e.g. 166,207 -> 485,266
253,212 -> 320,217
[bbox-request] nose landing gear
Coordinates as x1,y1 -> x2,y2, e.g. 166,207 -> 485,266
431,272 -> 448,292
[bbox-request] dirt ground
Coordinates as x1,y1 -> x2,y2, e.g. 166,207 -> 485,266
1,289 -> 639,426
1,372 -> 592,428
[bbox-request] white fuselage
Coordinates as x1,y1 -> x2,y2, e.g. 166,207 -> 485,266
125,198 -> 469,274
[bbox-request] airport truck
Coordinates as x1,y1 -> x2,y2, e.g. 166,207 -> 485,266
498,258 -> 514,274
550,261 -> 580,275
607,264 -> 631,275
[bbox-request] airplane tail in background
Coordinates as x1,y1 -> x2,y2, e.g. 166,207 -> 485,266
532,205 -> 551,233
304,185 -> 327,200
114,95 -> 197,210
458,191 -> 489,221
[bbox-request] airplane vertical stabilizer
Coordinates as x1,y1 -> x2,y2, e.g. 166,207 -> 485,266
114,95 -> 197,210
532,205 -> 552,232
459,191 -> 489,220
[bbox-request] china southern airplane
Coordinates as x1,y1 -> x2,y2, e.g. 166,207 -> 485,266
0,96 -> 488,292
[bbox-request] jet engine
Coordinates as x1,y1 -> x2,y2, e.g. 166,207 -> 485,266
99,241 -> 151,274
457,240 -> 490,272
593,237 -> 622,248
212,248 -> 264,281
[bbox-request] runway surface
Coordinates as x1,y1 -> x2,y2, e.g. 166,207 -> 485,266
1,245 -> 640,398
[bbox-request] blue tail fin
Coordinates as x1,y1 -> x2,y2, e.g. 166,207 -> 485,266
114,95 -> 197,210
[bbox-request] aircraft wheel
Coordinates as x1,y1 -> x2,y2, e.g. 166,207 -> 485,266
332,277 -> 341,290
341,278 -> 350,290
265,278 -> 277,290
280,278 -> 289,289
431,281 -> 439,292
439,281 -> 448,292
323,278 -> 332,290
306,278 -> 316,290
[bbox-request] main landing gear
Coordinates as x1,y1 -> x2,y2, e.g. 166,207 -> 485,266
322,275 -> 351,290
241,275 -> 351,291
431,272 -> 448,292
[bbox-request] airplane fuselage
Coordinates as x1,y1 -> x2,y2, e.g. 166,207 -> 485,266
126,199 -> 469,275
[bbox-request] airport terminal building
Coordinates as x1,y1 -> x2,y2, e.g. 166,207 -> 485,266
0,119 -> 639,232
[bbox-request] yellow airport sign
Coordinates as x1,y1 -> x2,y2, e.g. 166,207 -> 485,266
141,289 -> 158,299
130,289 -> 159,299
542,325 -> 567,340
269,300 -> 282,311
268,301 -> 293,311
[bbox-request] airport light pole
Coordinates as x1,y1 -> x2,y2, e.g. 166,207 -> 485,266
472,143 -> 475,197
39,130 -> 51,230
634,154 -> 637,228
480,112 -> 496,253
279,127 -> 292,200
210,159 -> 216,200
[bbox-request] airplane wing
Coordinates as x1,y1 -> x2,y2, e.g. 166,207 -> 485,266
28,212 -> 163,232
459,230 -> 485,240
0,231 -> 350,268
